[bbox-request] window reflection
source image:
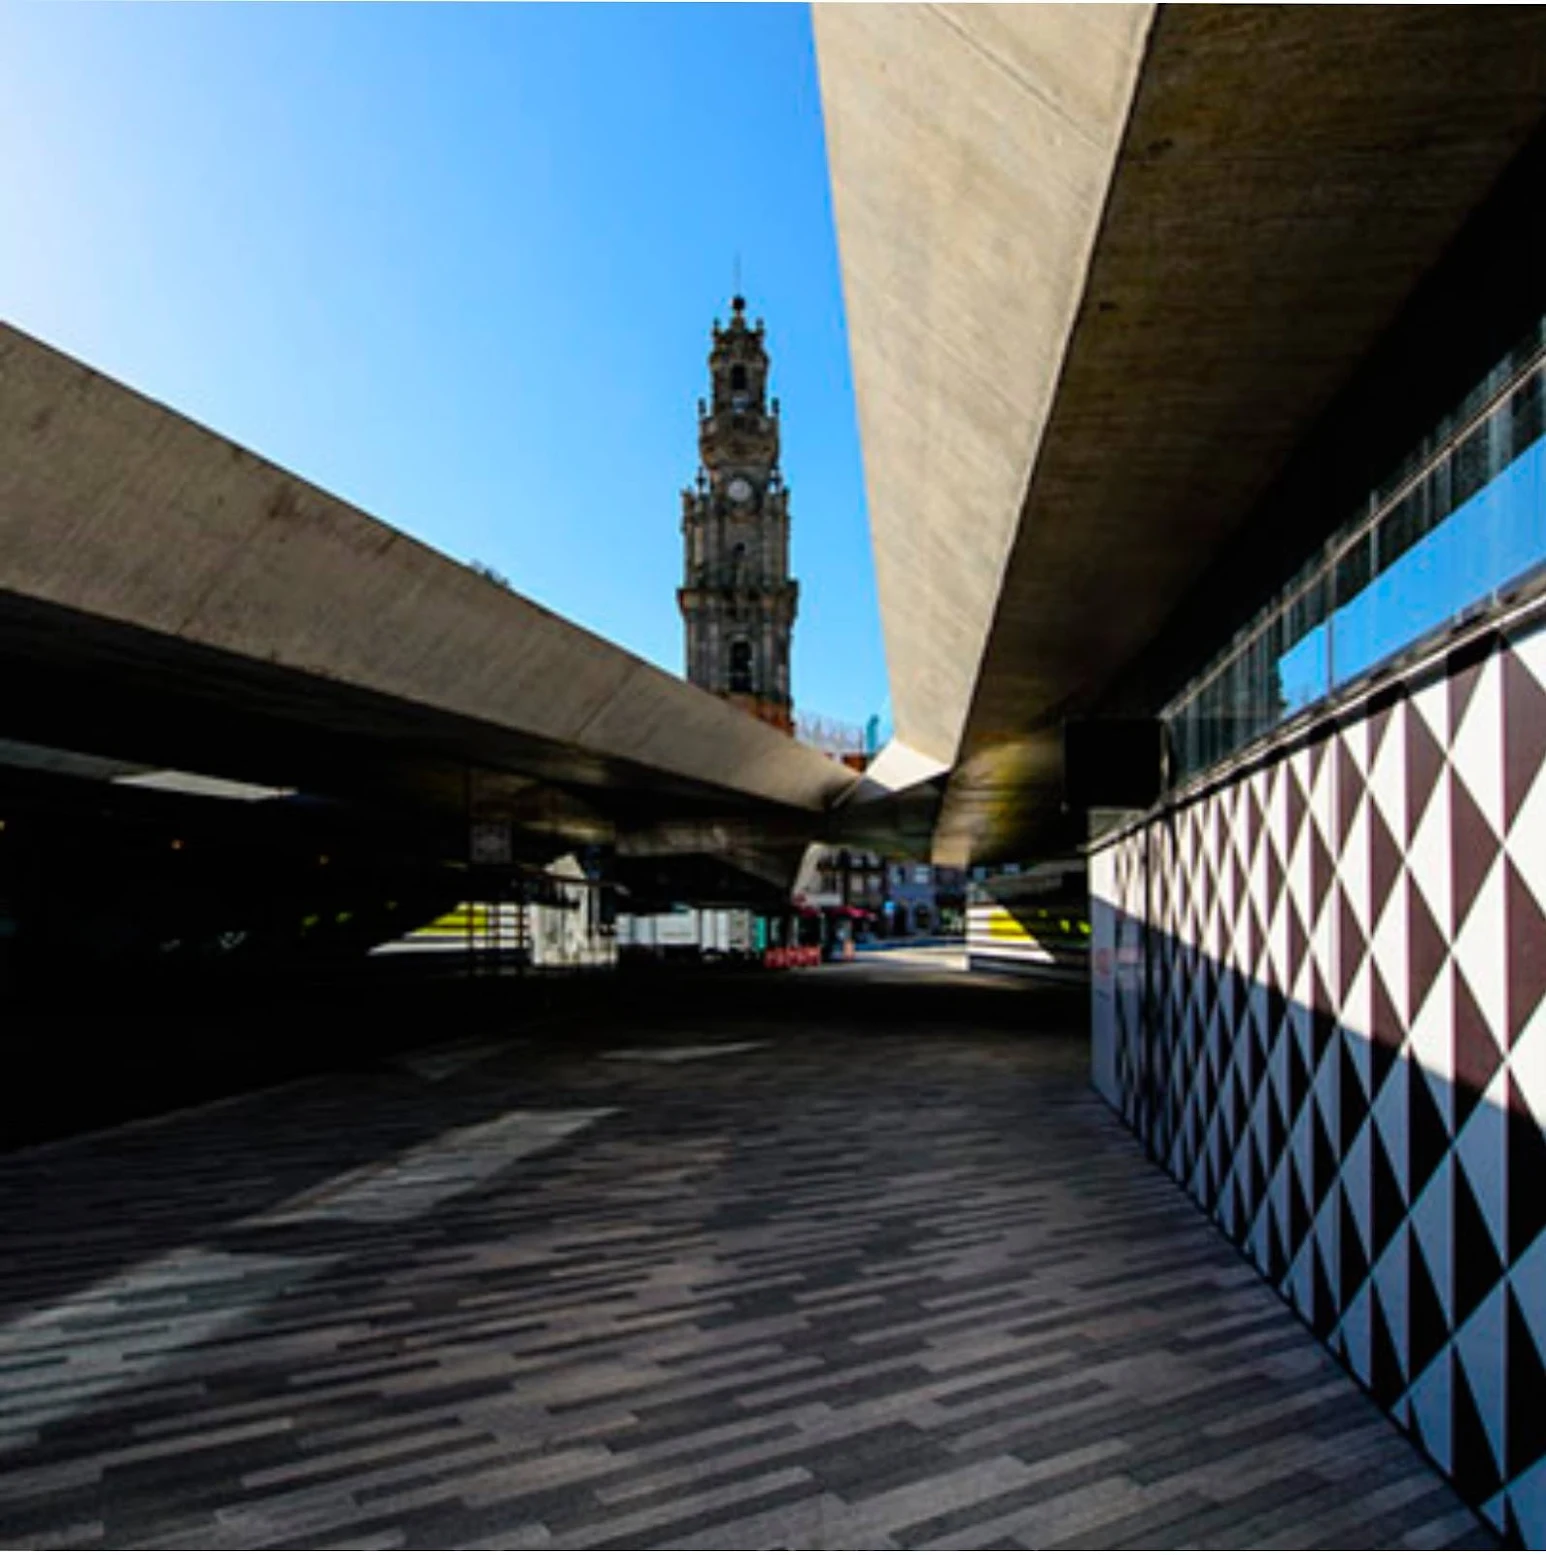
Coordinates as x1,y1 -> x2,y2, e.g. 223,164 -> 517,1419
1166,321 -> 1546,783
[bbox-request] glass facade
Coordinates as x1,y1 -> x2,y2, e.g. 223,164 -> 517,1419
1167,317 -> 1546,782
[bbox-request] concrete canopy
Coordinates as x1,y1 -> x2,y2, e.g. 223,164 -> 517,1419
817,4 -> 1546,864
0,323 -> 856,862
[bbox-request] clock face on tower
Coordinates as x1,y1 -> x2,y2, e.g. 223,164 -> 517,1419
727,476 -> 753,505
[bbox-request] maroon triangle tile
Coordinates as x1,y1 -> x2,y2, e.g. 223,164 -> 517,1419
1448,632 -> 1498,743
1407,875 -> 1448,1027
1505,857 -> 1546,1046
1339,1180 -> 1371,1307
1339,1037 -> 1370,1155
1369,1277 -> 1406,1408
1308,819 -> 1336,922
1452,1164 -> 1504,1327
1507,1285 -> 1546,1479
1337,735 -> 1364,847
1370,1124 -> 1406,1257
1369,799 -> 1404,930
1407,1232 -> 1449,1384
1508,1071 -> 1546,1261
1451,768 -> 1501,934
1405,698 -> 1447,846
1339,890 -> 1367,1004
1503,643 -> 1546,830
1310,1234 -> 1338,1340
1284,761 -> 1309,862
1452,966 -> 1504,1130
1370,962 -> 1404,1093
1408,1062 -> 1450,1200
1450,1355 -> 1504,1504
1369,688 -> 1402,772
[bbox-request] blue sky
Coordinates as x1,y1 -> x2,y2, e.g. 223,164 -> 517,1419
0,2 -> 886,729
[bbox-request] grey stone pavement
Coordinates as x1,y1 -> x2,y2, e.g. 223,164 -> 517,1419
0,960 -> 1495,1549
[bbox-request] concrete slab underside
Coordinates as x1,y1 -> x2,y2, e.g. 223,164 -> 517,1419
0,966 -> 1491,1550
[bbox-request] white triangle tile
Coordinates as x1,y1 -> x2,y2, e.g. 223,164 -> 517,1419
1313,1213 -> 1339,1308
1372,1227 -> 1411,1379
1485,1490 -> 1513,1542
1287,1238 -> 1316,1325
1290,1102 -> 1316,1212
1371,1053 -> 1411,1203
1508,1464 -> 1546,1555
1450,649 -> 1505,838
1343,1117 -> 1374,1259
1510,1223 -> 1546,1368
1341,1279 -> 1374,1386
1454,1066 -> 1510,1266
1452,854 -> 1509,1042
1408,958 -> 1456,1136
1406,1344 -> 1453,1475
1453,1281 -> 1508,1474
1409,1154 -> 1456,1328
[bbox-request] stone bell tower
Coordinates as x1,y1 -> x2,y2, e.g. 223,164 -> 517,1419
678,295 -> 797,734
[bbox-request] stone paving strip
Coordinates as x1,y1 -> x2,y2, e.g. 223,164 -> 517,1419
0,966 -> 1496,1548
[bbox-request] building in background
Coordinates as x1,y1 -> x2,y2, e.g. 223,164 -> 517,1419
679,296 -> 798,733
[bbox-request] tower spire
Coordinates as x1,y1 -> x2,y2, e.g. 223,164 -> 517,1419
677,297 -> 798,735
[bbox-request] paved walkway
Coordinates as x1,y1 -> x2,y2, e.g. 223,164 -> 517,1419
0,964 -> 1493,1549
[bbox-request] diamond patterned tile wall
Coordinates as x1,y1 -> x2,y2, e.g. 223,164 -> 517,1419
1091,616 -> 1546,1544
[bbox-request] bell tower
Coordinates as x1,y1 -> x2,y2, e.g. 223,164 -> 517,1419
678,295 -> 797,734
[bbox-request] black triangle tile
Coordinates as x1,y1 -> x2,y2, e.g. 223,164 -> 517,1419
1369,1280 -> 1405,1409
1502,642 -> 1546,831
1450,1345 -> 1504,1504
1451,769 -> 1501,934
1408,1062 -> 1449,1201
1507,1284 -> 1546,1480
1453,967 -> 1504,1132
1505,856 -> 1546,1046
1452,1166 -> 1504,1329
1508,1072 -> 1546,1262
1407,1233 -> 1449,1384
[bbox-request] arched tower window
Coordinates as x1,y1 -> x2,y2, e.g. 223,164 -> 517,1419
729,639 -> 753,694
730,364 -> 748,392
